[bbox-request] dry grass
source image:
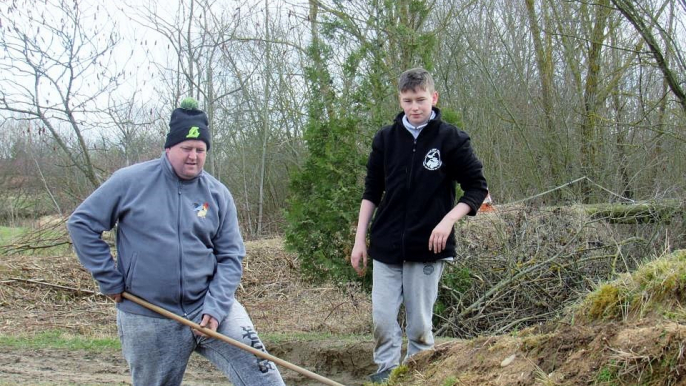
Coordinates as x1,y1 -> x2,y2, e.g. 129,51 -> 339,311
237,238 -> 372,335
0,251 -> 113,336
0,235 -> 372,337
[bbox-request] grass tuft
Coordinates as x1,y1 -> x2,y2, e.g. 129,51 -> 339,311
575,250 -> 686,322
0,225 -> 27,244
0,330 -> 120,351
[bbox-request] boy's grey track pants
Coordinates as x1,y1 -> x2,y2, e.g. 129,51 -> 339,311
117,300 -> 285,386
371,259 -> 445,374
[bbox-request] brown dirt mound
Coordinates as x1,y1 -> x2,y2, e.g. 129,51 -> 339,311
393,319 -> 686,386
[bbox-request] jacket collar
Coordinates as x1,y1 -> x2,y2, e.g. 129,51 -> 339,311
394,106 -> 442,126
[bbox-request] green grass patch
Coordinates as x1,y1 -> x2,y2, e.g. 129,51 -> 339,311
0,382 -> 128,386
440,376 -> 459,386
0,330 -> 367,350
575,250 -> 686,322
361,365 -> 410,386
594,364 -> 619,385
0,222 -> 73,256
0,225 -> 27,244
0,330 -> 120,351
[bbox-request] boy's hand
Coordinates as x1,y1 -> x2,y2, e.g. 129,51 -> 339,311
429,218 -> 454,253
351,242 -> 368,276
430,203 -> 471,253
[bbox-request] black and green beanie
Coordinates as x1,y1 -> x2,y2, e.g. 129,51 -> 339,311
165,97 -> 211,150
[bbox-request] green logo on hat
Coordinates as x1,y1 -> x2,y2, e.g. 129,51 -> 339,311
187,127 -> 200,138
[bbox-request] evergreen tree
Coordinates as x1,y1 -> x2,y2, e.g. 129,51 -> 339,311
285,0 -> 438,284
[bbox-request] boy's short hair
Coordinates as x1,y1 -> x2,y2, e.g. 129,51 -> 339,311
398,67 -> 435,93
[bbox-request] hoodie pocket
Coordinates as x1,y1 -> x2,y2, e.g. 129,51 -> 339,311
124,252 -> 139,291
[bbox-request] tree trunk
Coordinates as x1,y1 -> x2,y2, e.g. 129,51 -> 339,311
257,0 -> 272,236
580,0 -> 611,202
525,0 -> 560,183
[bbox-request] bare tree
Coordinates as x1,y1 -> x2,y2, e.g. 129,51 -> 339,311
220,2 -> 310,236
106,94 -> 162,167
0,0 -> 128,189
611,0 -> 686,113
125,0 -> 247,175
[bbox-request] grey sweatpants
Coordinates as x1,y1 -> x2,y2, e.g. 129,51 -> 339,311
372,259 -> 445,374
117,301 -> 285,386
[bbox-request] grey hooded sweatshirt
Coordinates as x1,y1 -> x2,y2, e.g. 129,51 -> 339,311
67,153 -> 244,322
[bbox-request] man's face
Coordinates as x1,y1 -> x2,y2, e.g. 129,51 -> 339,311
399,87 -> 438,127
165,140 -> 207,180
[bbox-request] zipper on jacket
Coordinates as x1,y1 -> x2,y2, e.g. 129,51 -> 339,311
401,138 -> 419,260
407,139 -> 417,188
177,181 -> 186,314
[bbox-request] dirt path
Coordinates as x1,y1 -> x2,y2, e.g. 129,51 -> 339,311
0,339 -> 376,386
1,347 -> 130,385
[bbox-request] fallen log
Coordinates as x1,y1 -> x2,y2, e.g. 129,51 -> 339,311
580,200 -> 683,224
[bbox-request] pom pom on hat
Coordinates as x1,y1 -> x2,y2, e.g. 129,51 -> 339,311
165,97 -> 211,150
180,97 -> 198,110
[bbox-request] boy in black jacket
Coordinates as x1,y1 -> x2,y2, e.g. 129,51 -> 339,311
351,68 -> 488,383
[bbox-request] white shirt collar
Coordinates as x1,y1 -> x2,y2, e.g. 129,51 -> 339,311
402,110 -> 436,139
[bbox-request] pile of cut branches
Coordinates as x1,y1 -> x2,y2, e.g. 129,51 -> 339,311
436,202 -> 685,338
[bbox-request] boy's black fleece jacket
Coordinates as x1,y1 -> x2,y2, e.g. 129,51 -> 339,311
362,109 -> 488,264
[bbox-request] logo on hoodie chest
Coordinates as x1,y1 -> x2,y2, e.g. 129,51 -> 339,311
423,149 -> 442,171
193,202 -> 209,218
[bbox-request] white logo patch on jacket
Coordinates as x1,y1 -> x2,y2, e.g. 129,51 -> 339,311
423,149 -> 442,170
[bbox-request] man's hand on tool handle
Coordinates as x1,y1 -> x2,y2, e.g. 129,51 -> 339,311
107,293 -> 123,303
194,315 -> 219,337
108,292 -> 216,337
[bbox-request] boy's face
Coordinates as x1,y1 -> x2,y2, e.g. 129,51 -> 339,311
399,87 -> 438,127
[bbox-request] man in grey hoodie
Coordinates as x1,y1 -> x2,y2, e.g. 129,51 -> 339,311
67,98 -> 285,386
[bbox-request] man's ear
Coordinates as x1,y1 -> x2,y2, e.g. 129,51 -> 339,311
432,91 -> 439,106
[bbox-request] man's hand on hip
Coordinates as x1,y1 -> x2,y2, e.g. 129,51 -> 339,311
107,293 -> 123,303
